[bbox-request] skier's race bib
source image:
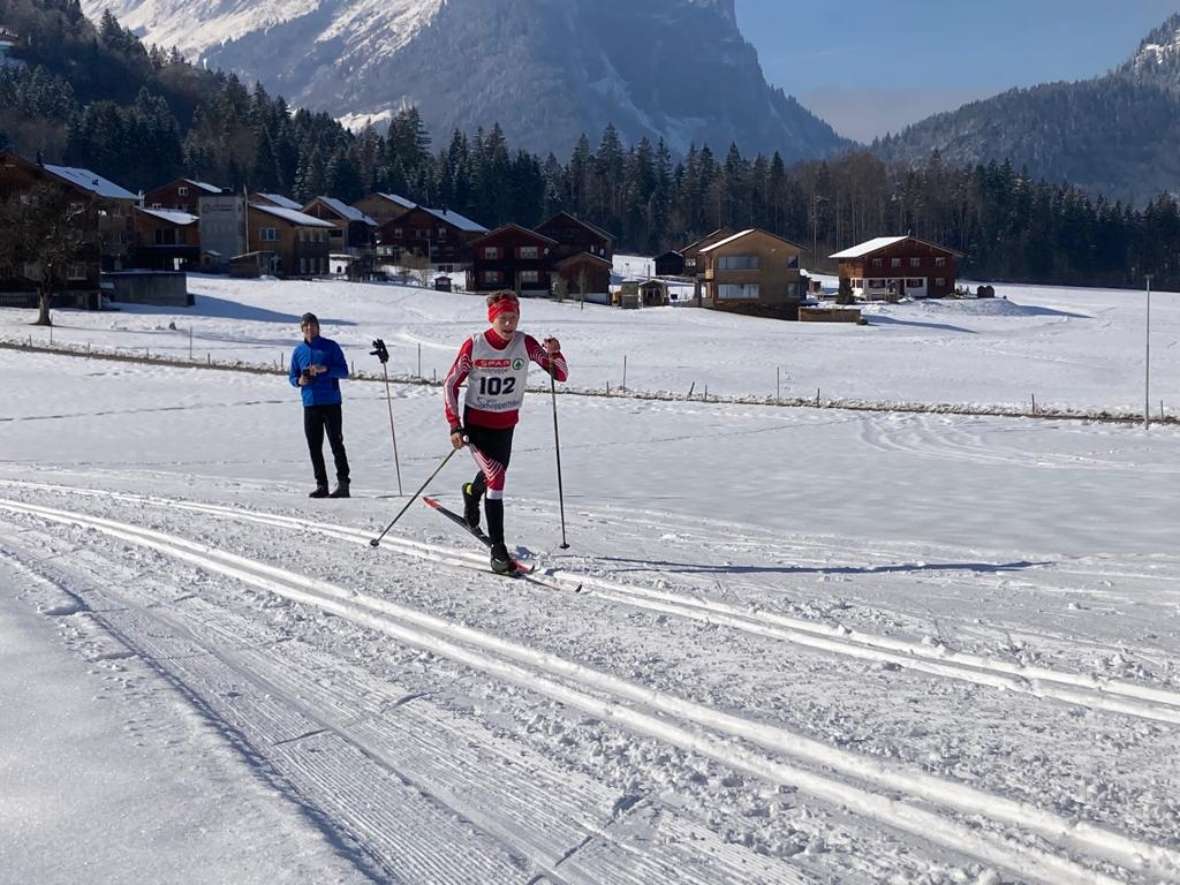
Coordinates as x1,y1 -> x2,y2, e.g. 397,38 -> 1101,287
465,332 -> 529,413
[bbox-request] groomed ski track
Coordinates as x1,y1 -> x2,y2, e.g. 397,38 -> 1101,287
3,486 -> 1179,883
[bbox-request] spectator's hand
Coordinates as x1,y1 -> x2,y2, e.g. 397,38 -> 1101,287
449,429 -> 466,450
310,364 -> 327,376
298,373 -> 310,387
543,337 -> 560,355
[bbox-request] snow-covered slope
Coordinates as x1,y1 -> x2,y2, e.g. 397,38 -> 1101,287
81,0 -> 846,160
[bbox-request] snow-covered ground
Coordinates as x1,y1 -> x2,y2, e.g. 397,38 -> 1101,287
1,273 -> 1174,415
2,275 -> 1180,883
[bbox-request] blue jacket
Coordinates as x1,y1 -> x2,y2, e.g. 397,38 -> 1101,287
289,336 -> 349,407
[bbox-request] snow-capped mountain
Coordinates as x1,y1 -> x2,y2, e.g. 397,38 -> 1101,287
81,0 -> 846,160
1119,13 -> 1180,91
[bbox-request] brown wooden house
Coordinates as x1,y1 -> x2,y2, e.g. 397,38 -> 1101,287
467,224 -> 557,294
679,228 -> 734,278
375,206 -> 488,270
132,207 -> 200,270
536,211 -> 614,262
0,152 -> 138,308
699,228 -> 805,319
353,192 -> 416,226
829,236 -> 961,300
654,250 -> 686,277
302,196 -> 378,254
247,203 -> 334,277
553,252 -> 612,298
144,178 -> 224,215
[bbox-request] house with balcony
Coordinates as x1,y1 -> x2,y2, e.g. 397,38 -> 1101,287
698,228 -> 805,319
467,224 -> 557,295
144,178 -> 225,215
353,192 -> 416,227
830,236 -> 961,300
247,203 -> 334,277
302,196 -> 378,256
375,206 -> 488,271
132,207 -> 200,270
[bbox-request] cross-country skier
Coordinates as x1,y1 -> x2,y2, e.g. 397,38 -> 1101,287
289,312 -> 352,498
443,291 -> 568,573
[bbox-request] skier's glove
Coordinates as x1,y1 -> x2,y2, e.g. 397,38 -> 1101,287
370,338 -> 390,364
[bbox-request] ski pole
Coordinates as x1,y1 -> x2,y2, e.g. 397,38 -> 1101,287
547,346 -> 570,549
370,339 -> 403,495
369,447 -> 457,547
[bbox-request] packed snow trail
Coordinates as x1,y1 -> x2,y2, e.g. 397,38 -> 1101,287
6,480 -> 1179,725
3,497 -> 1177,883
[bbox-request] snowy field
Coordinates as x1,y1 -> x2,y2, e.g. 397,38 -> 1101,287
2,274 -> 1180,883
0,270 -> 1176,415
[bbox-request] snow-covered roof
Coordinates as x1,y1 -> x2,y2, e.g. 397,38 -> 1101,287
254,193 -> 303,210
250,203 -> 335,228
312,196 -> 377,226
43,164 -> 138,201
182,179 -> 224,195
699,228 -> 803,253
421,206 -> 487,233
828,237 -> 911,259
137,207 -> 198,226
378,192 -> 416,209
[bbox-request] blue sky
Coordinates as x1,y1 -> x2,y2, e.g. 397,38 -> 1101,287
737,0 -> 1180,142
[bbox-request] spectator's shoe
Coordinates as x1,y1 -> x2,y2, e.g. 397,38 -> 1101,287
462,482 -> 482,531
309,485 -> 329,498
329,481 -> 350,499
490,543 -> 513,575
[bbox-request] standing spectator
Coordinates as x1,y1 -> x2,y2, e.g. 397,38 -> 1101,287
289,312 -> 351,498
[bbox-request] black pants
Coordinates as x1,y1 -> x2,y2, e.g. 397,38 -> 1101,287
304,404 -> 350,488
465,422 -> 514,545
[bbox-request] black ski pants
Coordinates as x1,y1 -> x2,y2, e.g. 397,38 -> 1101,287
465,422 -> 514,546
304,403 -> 350,488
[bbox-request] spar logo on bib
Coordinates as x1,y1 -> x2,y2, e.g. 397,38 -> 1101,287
474,358 -> 511,369
512,358 -> 525,370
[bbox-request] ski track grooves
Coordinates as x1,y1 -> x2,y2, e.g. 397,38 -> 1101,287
8,480 -> 1180,726
2,496 -> 1177,884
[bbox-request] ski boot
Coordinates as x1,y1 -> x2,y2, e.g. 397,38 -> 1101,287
490,543 -> 513,575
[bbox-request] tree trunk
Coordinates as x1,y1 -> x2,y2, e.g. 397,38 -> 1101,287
34,285 -> 52,326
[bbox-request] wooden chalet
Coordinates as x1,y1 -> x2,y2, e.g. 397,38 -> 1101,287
535,211 -> 614,262
144,178 -> 224,215
302,196 -> 378,255
654,250 -> 686,277
680,227 -> 734,278
467,224 -> 556,295
553,252 -> 612,298
353,192 -> 416,226
247,202 -> 334,277
375,206 -> 488,270
132,207 -> 200,270
829,236 -> 961,300
699,228 -> 805,319
0,151 -> 139,308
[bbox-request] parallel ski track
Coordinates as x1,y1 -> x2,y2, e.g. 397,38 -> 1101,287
3,495 -> 1179,884
6,480 -> 1179,728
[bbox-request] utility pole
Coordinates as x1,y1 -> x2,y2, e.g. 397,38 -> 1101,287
1145,274 -> 1153,429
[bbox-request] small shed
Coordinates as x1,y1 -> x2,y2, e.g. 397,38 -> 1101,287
434,275 -> 453,292
639,279 -> 669,306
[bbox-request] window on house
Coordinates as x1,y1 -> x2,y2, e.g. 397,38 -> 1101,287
520,270 -> 540,284
260,228 -> 277,242
868,279 -> 884,288
891,258 -> 901,268
67,263 -> 87,280
178,186 -> 188,196
872,258 -> 883,268
718,255 -> 760,271
936,277 -> 946,287
907,278 -> 924,288
438,227 -> 448,239
935,257 -> 947,267
910,257 -> 920,268
482,270 -> 503,285
718,283 -> 760,300
393,227 -> 403,238
154,229 -> 176,245
23,262 -> 40,279
483,247 -> 501,260
519,245 -> 540,260
330,229 -> 343,238
852,279 -> 863,288
151,202 -> 162,209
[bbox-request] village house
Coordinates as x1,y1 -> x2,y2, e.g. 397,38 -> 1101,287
535,211 -> 614,297
830,236 -> 961,300
132,207 -> 199,271
302,196 -> 378,255
375,205 -> 488,271
251,192 -> 303,210
698,228 -> 805,319
680,228 -> 734,279
654,249 -> 686,277
144,178 -> 224,215
0,151 -> 139,308
353,192 -> 416,227
467,224 -> 556,295
247,203 -> 334,277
